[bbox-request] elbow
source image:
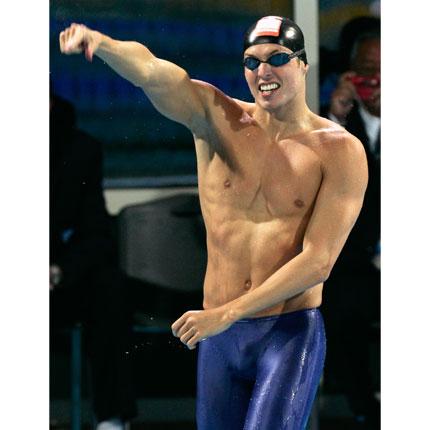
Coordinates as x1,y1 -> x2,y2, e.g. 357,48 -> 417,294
314,253 -> 335,283
134,57 -> 158,88
318,261 -> 332,283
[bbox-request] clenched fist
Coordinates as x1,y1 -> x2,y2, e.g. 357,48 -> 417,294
59,23 -> 100,62
171,307 -> 234,350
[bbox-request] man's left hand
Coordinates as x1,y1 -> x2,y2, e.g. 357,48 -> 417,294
171,307 -> 233,350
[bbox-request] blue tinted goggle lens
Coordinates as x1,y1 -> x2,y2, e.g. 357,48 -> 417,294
243,51 -> 303,71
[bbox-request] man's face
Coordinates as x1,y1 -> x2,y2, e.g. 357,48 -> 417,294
243,43 -> 306,112
351,38 -> 381,115
352,38 -> 380,77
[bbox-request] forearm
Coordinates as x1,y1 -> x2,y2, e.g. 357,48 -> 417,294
61,24 -> 206,126
224,250 -> 329,322
94,31 -> 192,98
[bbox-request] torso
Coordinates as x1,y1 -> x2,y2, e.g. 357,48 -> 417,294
192,86 -> 342,317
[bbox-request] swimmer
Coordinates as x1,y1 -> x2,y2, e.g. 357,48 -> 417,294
60,15 -> 368,429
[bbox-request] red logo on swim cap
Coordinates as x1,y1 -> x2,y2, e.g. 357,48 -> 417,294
253,16 -> 282,37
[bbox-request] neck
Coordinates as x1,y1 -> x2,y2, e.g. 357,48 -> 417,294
253,93 -> 314,140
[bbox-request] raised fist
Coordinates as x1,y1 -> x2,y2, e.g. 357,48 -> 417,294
59,23 -> 100,62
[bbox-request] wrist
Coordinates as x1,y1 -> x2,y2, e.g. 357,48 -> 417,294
93,30 -> 113,55
221,304 -> 242,325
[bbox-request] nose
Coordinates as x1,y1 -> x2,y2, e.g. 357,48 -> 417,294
257,62 -> 273,78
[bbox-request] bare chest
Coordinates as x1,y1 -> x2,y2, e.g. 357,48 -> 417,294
199,126 -> 322,220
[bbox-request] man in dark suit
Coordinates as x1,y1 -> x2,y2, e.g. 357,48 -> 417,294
320,29 -> 381,428
50,93 -> 136,430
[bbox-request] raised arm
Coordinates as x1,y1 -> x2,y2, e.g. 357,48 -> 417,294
59,23 -> 208,130
172,132 -> 368,348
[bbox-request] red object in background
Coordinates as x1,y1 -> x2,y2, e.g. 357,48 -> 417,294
348,75 -> 380,101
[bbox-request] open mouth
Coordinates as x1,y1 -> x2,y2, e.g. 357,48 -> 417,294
258,82 -> 280,96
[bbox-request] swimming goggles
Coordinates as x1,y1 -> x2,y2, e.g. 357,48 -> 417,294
243,49 -> 305,71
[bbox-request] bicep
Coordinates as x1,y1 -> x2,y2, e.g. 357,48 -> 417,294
303,142 -> 368,265
139,58 -> 209,130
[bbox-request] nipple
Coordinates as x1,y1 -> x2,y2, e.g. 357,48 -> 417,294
294,199 -> 305,208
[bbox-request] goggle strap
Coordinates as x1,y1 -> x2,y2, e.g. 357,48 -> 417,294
287,48 -> 305,60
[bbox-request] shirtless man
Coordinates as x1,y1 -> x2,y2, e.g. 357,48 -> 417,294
60,15 -> 367,429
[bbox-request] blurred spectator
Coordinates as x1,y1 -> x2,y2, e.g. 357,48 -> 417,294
322,19 -> 380,271
320,18 -> 381,429
320,16 -> 380,107
50,93 -> 136,430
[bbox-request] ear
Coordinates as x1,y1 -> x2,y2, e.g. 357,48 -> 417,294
303,63 -> 309,76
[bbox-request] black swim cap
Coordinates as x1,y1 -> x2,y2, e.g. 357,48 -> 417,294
243,16 -> 307,65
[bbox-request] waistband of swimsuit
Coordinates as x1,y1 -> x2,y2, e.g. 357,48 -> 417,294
234,307 -> 320,324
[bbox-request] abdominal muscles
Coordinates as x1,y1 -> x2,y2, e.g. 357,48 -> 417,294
202,213 -> 323,316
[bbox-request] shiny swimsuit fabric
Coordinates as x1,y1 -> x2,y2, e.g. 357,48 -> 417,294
196,308 -> 326,430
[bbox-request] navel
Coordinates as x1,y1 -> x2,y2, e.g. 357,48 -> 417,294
294,199 -> 305,208
224,179 -> 231,188
244,279 -> 253,290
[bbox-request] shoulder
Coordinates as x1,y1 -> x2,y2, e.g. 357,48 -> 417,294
311,116 -> 366,163
190,79 -> 255,129
232,98 -> 255,113
191,79 -> 226,102
307,117 -> 368,188
192,79 -> 250,110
